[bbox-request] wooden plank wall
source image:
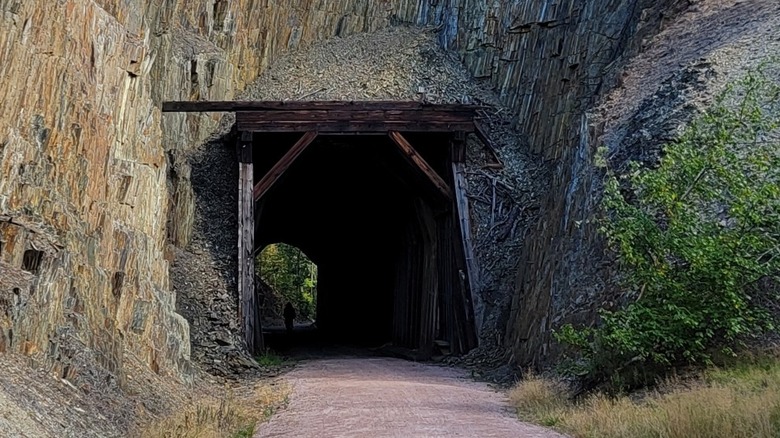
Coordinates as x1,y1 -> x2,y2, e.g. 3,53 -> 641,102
391,198 -> 436,358
389,135 -> 478,358
436,213 -> 456,353
414,198 -> 438,359
392,224 -> 413,347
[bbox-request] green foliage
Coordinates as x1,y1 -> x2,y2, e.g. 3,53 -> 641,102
255,349 -> 287,367
558,67 -> 780,390
257,243 -> 317,321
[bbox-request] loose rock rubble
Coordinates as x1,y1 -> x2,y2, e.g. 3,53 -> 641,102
0,352 -> 195,438
170,120 -> 261,378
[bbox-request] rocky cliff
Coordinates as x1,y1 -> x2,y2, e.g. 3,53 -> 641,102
417,0 -> 691,366
0,0 -> 727,405
0,0 -> 426,388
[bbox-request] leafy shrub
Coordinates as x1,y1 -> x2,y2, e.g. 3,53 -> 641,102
557,67 -> 780,389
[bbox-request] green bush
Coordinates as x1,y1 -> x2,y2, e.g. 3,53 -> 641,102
557,67 -> 780,390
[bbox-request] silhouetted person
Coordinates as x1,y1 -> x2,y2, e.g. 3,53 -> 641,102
284,303 -> 296,335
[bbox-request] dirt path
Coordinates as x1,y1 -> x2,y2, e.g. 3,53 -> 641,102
255,357 -> 565,438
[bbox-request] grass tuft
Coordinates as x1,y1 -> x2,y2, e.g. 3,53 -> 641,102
137,381 -> 290,438
508,373 -> 568,426
255,350 -> 287,367
511,357 -> 780,438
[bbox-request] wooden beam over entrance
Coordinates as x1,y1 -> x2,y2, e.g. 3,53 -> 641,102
162,100 -> 483,112
388,131 -> 452,201
162,101 -> 479,133
237,131 -> 263,354
253,131 -> 318,201
162,99 -> 498,152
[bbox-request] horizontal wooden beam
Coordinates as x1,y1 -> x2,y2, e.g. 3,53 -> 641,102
388,131 -> 452,201
162,100 -> 484,112
253,131 -> 318,201
236,119 -> 475,133
237,109 -> 475,122
163,100 -> 478,133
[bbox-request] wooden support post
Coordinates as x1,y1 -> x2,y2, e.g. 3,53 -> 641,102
237,131 -> 263,354
451,132 -> 481,343
435,160 -> 459,355
452,131 -> 467,163
388,131 -> 453,201
253,131 -> 318,201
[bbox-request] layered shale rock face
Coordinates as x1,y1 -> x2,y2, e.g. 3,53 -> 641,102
419,0 -> 690,366
0,2 -> 190,384
444,0 -> 777,369
0,0 -> 421,384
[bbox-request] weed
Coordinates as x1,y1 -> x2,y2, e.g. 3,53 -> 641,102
255,350 -> 287,367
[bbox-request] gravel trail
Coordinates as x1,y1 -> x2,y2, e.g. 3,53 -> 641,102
255,357 -> 565,438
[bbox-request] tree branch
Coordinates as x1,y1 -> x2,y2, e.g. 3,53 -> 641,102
680,166 -> 709,202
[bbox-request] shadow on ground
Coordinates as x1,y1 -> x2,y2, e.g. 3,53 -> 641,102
263,324 -> 448,362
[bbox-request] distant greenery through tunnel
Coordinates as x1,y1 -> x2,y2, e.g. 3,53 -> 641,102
256,243 -> 318,326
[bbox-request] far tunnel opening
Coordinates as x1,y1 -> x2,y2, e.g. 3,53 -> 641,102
252,132 -> 473,357
256,242 -> 318,330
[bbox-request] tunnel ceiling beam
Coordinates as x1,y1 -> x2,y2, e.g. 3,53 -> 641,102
388,131 -> 452,201
253,131 -> 319,201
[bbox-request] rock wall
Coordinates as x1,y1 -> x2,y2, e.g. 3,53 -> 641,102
0,1 -> 192,384
0,0 -> 423,385
416,0 -> 691,366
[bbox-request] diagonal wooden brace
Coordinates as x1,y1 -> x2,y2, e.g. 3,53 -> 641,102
388,131 -> 453,201
253,131 -> 319,201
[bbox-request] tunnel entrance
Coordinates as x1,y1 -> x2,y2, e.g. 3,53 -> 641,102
256,133 -> 453,349
163,101 -> 484,360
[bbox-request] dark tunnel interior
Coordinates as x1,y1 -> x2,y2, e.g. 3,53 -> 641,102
253,132 -> 452,349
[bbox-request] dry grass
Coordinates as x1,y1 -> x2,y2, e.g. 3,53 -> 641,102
508,374 -> 569,428
137,381 -> 290,438
511,359 -> 780,438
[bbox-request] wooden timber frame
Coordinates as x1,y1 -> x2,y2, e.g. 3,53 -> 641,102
162,100 -> 484,356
